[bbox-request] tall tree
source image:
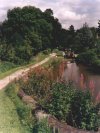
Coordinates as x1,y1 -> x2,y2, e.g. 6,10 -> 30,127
75,23 -> 95,52
97,20 -> 100,37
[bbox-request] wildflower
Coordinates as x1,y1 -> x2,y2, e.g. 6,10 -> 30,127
89,80 -> 95,96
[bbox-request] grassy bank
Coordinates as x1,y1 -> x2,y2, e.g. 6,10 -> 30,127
0,52 -> 49,79
42,56 -> 63,68
4,83 -> 35,133
3,82 -> 52,133
0,88 -> 27,133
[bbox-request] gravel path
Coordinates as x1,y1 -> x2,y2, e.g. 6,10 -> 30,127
0,53 -> 56,90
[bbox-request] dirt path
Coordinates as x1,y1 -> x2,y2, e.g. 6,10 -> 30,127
0,53 -> 56,90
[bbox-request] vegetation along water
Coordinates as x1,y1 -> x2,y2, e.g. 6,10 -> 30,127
0,4 -> 100,133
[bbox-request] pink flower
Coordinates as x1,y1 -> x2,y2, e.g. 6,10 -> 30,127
80,73 -> 85,89
89,80 -> 95,96
96,92 -> 100,102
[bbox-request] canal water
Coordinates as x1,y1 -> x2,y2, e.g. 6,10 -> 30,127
54,61 -> 100,101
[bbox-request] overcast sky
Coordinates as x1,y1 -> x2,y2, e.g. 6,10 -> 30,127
0,0 -> 100,29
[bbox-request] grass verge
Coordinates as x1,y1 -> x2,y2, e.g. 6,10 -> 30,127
4,83 -> 35,133
0,88 -> 27,133
0,52 -> 49,79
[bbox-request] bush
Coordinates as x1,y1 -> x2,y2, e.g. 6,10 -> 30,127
43,49 -> 51,55
0,62 -> 17,73
20,68 -> 53,104
52,49 -> 63,56
90,59 -> 100,73
19,71 -> 100,131
49,59 -> 62,69
43,82 -> 100,131
67,90 -> 100,131
33,119 -> 52,133
76,49 -> 100,73
44,83 -> 76,121
76,50 -> 98,65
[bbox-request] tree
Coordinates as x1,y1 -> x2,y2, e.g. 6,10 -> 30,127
44,9 -> 53,16
69,25 -> 75,36
66,25 -> 76,50
0,6 -> 54,63
26,31 -> 42,54
97,20 -> 100,37
75,23 -> 95,52
60,29 -> 69,49
43,11 -> 62,49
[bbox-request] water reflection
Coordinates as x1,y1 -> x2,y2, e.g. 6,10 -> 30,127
54,61 -> 100,101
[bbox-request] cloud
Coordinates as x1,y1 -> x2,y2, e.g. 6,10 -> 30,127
0,0 -> 100,29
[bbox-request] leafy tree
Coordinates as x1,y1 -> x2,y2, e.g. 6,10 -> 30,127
15,39 -> 33,64
44,9 -> 53,16
97,20 -> 100,37
26,31 -> 42,54
75,23 -> 95,52
76,50 -> 98,65
0,6 -> 99,64
44,10 -> 62,49
0,41 -> 15,62
69,25 -> 75,36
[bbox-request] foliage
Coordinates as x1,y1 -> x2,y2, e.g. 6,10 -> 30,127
66,90 -> 100,131
97,20 -> 100,37
96,39 -> 100,56
49,59 -> 62,69
0,6 -> 62,64
5,83 -> 35,132
42,49 -> 51,55
33,119 -> 52,133
44,83 -> 76,121
0,6 -> 99,64
76,49 -> 100,72
76,50 -> 98,65
0,61 -> 17,74
20,68 -> 53,104
92,59 -> 100,72
75,23 -> 95,52
19,67 -> 100,131
0,90 -> 25,132
43,82 -> 100,131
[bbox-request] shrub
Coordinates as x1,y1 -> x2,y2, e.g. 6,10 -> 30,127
44,83 -> 76,121
33,119 -> 52,133
49,59 -> 62,69
90,59 -> 100,73
52,49 -> 62,56
0,61 -> 17,73
76,50 -> 100,73
43,49 -> 51,55
43,82 -> 100,131
76,50 -> 98,65
19,70 -> 100,131
66,90 -> 100,131
20,68 -> 53,104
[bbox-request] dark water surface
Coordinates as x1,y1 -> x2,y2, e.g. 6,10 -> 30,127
54,61 -> 100,100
